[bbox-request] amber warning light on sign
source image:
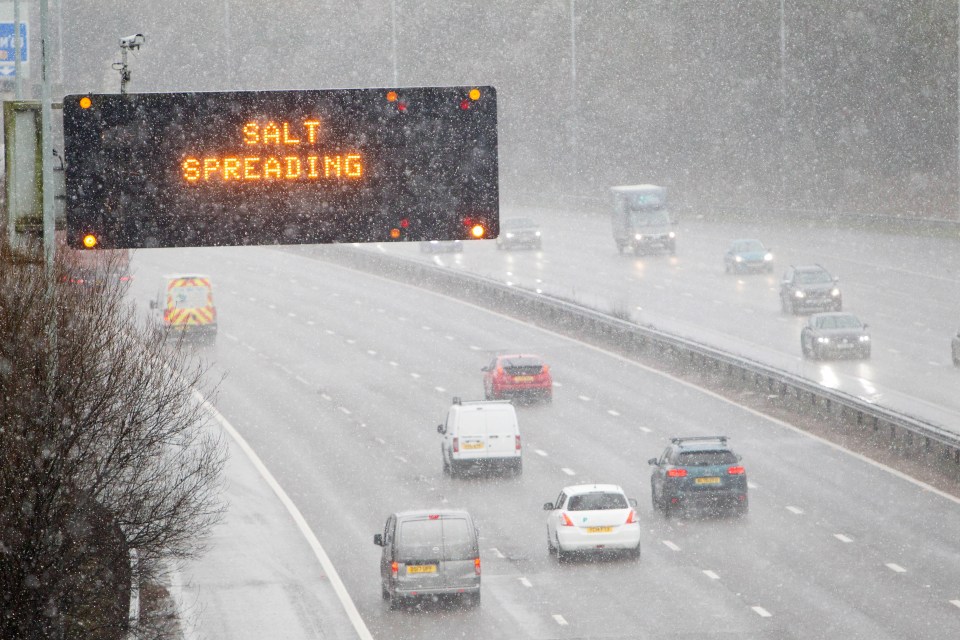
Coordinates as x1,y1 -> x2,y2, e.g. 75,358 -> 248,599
62,87 -> 499,249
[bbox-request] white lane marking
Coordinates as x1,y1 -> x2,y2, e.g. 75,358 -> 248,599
375,437 -> 386,445
834,533 -> 853,543
421,325 -> 432,331
268,304 -> 276,309
561,467 -> 576,476
662,540 -> 681,552
245,344 -> 256,352
703,570 -> 720,580
435,386 -> 446,393
389,361 -> 399,367
519,577 -> 532,588
578,395 -> 591,402
752,606 -> 772,618
376,308 -> 385,313
950,599 -> 960,609
786,506 -> 804,515
607,409 -> 620,416
317,255 -> 960,507
248,297 -> 256,302
325,329 -> 335,335
445,335 -> 455,341
886,563 -> 907,573
490,547 -> 505,558
469,345 -> 481,351
552,381 -> 563,387
367,350 -> 377,356
410,372 -> 421,379
288,312 -> 296,317
294,376 -> 309,385
193,391 -> 374,640
277,365 -> 293,375
747,482 -> 758,489
638,426 -> 652,433
321,393 -> 332,401
534,449 -> 548,457
223,332 -> 240,342
346,339 -> 356,344
395,456 -> 407,463
886,348 -> 900,354
306,320 -> 315,326
552,614 -> 568,626
338,407 -> 351,415
928,361 -> 941,367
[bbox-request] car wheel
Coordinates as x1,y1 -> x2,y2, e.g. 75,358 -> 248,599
651,485 -> 661,512
463,591 -> 480,608
953,353 -> 960,367
669,243 -> 677,256
512,459 -> 523,476
724,262 -> 730,274
766,264 -> 774,273
553,536 -> 568,562
387,589 -> 400,610
734,500 -> 749,518
861,347 -> 871,360
790,302 -> 800,315
801,338 -> 809,358
628,544 -> 641,561
546,527 -> 556,553
382,584 -> 390,600
535,241 -> 542,250
834,302 -> 842,312
780,295 -> 790,314
442,453 -> 450,475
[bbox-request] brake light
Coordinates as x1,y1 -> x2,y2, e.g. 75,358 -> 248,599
728,466 -> 745,475
515,435 -> 521,450
541,364 -> 550,374
474,557 -> 481,575
428,514 -> 440,520
625,509 -> 637,524
496,367 -> 504,377
666,468 -> 687,478
391,561 -> 398,576
453,437 -> 459,453
560,512 -> 574,527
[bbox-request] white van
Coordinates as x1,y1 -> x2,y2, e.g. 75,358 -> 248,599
437,398 -> 522,476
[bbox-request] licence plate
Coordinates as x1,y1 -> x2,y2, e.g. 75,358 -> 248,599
837,343 -> 853,349
406,565 -> 437,574
586,526 -> 613,533
695,477 -> 721,485
462,442 -> 484,450
513,375 -> 534,382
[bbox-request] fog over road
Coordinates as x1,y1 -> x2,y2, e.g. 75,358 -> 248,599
128,217 -> 960,638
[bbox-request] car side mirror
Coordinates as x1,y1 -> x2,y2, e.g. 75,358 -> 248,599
373,534 -> 384,546
628,498 -> 638,508
862,324 -> 869,330
647,458 -> 658,466
149,300 -> 157,310
736,454 -> 742,462
437,424 -> 445,434
542,502 -> 555,511
481,366 -> 489,372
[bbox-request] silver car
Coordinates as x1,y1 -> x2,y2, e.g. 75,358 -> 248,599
374,509 -> 481,609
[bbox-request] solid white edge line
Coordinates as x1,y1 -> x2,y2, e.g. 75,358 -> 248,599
310,255 -> 960,506
193,390 -> 374,640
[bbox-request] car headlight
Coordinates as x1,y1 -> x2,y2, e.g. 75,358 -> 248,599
794,290 -> 805,298
505,232 -> 514,238
635,233 -> 643,240
830,288 -> 841,297
668,231 -> 676,239
817,337 -> 830,343
734,255 -> 743,262
763,253 -> 773,261
535,231 -> 541,236
859,335 -> 870,342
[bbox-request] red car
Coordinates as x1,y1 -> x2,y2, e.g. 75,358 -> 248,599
482,354 -> 552,402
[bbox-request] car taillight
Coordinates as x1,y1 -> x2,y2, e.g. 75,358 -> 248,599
391,561 -> 398,576
474,557 -> 481,575
666,468 -> 687,478
541,365 -> 550,374
496,367 -> 504,377
515,435 -> 521,450
728,466 -> 745,475
560,512 -> 574,527
625,509 -> 637,524
453,437 -> 459,453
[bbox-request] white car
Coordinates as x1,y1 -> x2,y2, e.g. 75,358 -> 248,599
543,484 -> 641,561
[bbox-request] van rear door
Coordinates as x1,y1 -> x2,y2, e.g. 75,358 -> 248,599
439,516 -> 479,590
396,518 -> 444,592
483,407 -> 518,459
455,411 -> 488,460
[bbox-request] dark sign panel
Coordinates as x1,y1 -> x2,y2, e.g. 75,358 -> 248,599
63,87 -> 499,249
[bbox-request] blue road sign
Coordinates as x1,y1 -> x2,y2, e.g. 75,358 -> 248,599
0,22 -> 28,68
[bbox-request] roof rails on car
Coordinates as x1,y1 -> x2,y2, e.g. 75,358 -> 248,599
452,397 -> 513,406
670,436 -> 728,446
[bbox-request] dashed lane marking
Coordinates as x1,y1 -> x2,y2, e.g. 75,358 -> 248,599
607,409 -> 620,416
389,361 -> 399,367
703,570 -> 720,580
752,606 -> 772,618
395,456 -> 407,463
346,339 -> 356,344
886,563 -> 907,573
245,344 -> 256,352
445,335 -> 455,341
287,312 -> 296,317
578,395 -> 591,402
534,449 -> 548,457
321,393 -> 332,401
435,386 -> 446,393
410,372 -> 421,379
421,325 -> 432,331
224,333 -> 239,342
367,350 -> 377,356
294,376 -> 309,385
552,614 -> 568,626
747,482 -> 758,489
786,506 -> 804,515
553,381 -> 563,387
638,426 -> 652,433
519,577 -> 532,588
338,407 -> 352,415
325,329 -> 335,335
469,345 -> 481,351
950,600 -> 960,609
277,365 -> 293,375
268,304 -> 276,309
834,533 -> 853,543
375,437 -> 386,445
561,468 -> 576,476
490,548 -> 505,559
306,320 -> 315,326
662,540 -> 681,552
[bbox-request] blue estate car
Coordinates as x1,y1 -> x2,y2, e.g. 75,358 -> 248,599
649,436 -> 748,517
723,239 -> 773,273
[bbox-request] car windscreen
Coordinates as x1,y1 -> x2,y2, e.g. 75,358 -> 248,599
567,492 -> 628,511
503,218 -> 536,228
397,519 -> 444,561
734,240 -> 764,253
169,286 -> 211,309
629,210 -> 671,227
795,270 -> 832,284
501,357 -> 544,375
441,518 -> 476,561
817,315 -> 862,330
677,450 -> 738,466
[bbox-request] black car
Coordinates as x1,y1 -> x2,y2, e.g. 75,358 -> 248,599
496,217 -> 542,250
648,436 -> 748,517
801,312 -> 871,360
779,264 -> 842,314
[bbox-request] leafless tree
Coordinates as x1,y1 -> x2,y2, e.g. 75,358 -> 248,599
0,243 -> 226,639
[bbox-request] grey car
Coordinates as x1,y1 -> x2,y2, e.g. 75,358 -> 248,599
374,509 -> 481,609
496,217 -> 542,250
801,312 -> 871,360
779,264 -> 842,314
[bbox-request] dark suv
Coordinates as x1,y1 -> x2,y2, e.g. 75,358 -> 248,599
648,436 -> 748,517
779,264 -> 842,314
